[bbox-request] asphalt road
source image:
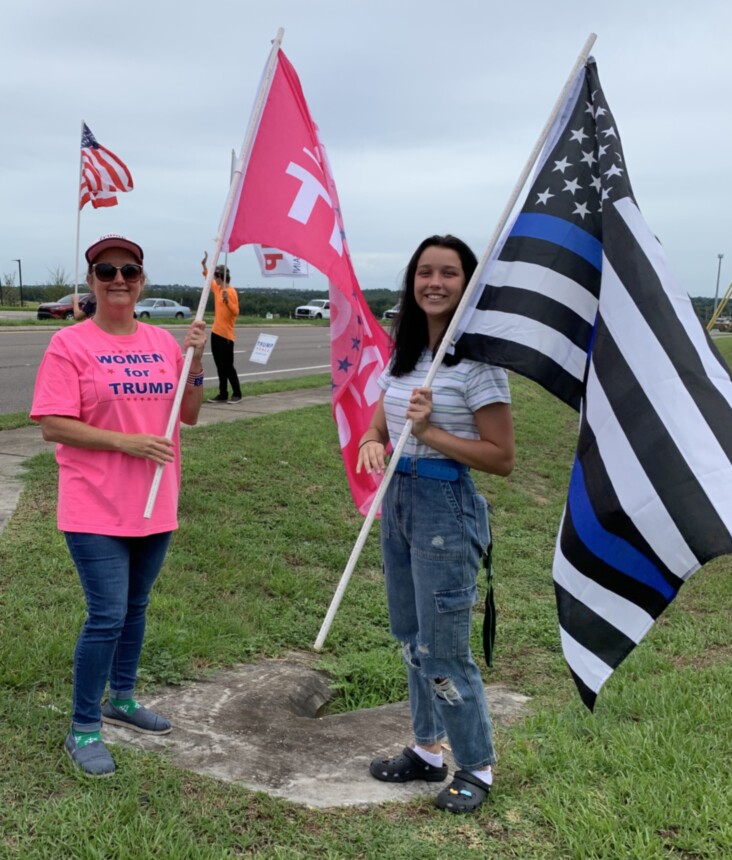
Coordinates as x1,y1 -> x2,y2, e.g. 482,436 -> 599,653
0,322 -> 332,415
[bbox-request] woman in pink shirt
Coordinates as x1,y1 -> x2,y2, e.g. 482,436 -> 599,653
31,234 -> 207,777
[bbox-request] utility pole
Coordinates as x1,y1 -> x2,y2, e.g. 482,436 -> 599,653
12,259 -> 23,307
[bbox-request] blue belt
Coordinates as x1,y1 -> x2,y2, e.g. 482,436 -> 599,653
394,456 -> 468,482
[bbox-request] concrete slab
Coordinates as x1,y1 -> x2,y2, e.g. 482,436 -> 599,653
102,655 -> 530,809
0,425 -> 55,534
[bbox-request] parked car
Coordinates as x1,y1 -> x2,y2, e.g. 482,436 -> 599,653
295,299 -> 330,320
382,304 -> 400,320
714,316 -> 731,332
134,298 -> 191,319
36,293 -> 90,320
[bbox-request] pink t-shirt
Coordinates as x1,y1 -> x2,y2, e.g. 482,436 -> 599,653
31,320 -> 185,536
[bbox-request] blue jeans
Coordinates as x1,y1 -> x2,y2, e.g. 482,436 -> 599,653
380,468 -> 496,770
64,531 -> 172,731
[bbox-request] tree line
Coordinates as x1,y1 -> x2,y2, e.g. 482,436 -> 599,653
1,268 -> 725,325
0,269 -> 402,319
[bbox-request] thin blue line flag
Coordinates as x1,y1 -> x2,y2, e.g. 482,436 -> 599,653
456,59 -> 732,709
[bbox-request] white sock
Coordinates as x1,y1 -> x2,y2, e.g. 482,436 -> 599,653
469,766 -> 493,786
413,745 -> 443,767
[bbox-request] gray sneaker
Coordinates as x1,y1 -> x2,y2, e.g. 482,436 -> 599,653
102,701 -> 172,734
64,732 -> 115,777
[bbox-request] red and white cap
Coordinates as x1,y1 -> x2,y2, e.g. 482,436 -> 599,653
85,234 -> 144,265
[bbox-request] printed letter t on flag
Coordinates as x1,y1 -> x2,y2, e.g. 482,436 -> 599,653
79,123 -> 133,210
224,50 -> 392,515
456,59 -> 732,709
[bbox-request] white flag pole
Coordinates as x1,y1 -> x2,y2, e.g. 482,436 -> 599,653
220,147 -> 236,281
74,120 -> 85,296
143,27 -> 285,519
313,31 -> 598,651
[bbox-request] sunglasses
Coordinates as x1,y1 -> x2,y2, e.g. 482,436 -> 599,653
92,263 -> 144,282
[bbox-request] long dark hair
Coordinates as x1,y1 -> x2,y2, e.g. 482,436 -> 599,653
389,234 -> 478,377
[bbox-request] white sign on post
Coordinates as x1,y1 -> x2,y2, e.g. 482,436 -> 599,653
249,333 -> 278,365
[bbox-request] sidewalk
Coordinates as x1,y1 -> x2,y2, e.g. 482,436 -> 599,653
0,385 -> 530,809
0,387 -> 333,536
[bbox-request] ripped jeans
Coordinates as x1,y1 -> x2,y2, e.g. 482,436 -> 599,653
380,468 -> 496,771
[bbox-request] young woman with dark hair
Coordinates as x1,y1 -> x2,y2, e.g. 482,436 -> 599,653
388,234 -> 480,375
357,234 -> 514,814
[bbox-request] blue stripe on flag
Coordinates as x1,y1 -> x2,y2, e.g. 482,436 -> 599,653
512,213 -> 603,271
567,458 -> 677,601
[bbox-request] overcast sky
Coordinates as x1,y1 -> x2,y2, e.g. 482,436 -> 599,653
2,0 -> 730,299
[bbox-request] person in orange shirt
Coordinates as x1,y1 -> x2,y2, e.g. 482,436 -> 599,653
202,253 -> 242,403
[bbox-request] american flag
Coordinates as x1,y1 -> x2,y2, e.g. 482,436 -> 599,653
456,59 -> 732,709
79,123 -> 133,209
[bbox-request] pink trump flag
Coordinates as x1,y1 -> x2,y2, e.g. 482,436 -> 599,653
224,50 -> 392,514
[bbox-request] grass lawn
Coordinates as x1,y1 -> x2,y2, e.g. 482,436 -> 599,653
0,340 -> 730,858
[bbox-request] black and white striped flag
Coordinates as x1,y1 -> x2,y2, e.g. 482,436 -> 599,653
456,59 -> 732,709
